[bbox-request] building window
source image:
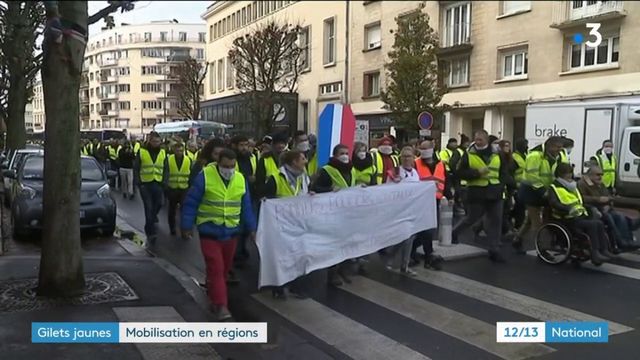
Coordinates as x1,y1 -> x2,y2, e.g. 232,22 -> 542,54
501,1 -> 531,16
117,34 -> 122,44
142,101 -> 162,110
141,65 -> 162,75
319,81 -> 342,96
211,25 -> 215,40
89,73 -> 94,81
444,57 -> 470,87
226,15 -> 231,32
199,32 -> 206,42
118,84 -> 130,92
196,49 -> 205,60
217,59 -> 224,90
144,32 -> 152,42
442,2 -> 471,47
119,101 -> 131,110
299,26 -> 311,71
209,63 -> 216,94
117,118 -> 129,128
301,101 -> 309,133
248,4 -> 253,22
323,17 -> 336,66
91,104 -> 95,113
90,88 -> 94,97
179,32 -> 187,42
501,48 -> 528,79
569,34 -> 619,70
252,2 -> 258,19
226,57 -> 234,89
363,71 -> 380,97
242,8 -> 247,26
141,83 -> 163,92
160,32 -> 167,42
142,118 -> 157,127
365,22 -> 381,50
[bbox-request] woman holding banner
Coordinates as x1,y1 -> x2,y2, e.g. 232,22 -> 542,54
264,150 -> 312,299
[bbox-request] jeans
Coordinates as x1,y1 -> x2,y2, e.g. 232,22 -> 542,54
385,235 -> 415,269
167,188 -> 187,233
119,168 -> 134,197
139,182 -> 164,238
453,199 -> 503,252
602,211 -> 634,248
511,191 -> 526,230
201,237 -> 237,307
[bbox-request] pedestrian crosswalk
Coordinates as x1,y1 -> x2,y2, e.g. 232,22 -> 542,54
253,257 -> 638,360
526,250 -> 640,281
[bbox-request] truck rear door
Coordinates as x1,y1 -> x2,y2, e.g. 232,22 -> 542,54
619,126 -> 640,183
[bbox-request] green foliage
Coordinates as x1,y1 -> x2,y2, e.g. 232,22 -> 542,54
381,2 -> 447,133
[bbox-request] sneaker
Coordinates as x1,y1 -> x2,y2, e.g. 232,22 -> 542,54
271,287 -> 287,300
425,255 -> 444,271
216,306 -> 232,321
400,267 -> 418,277
328,272 -> 343,287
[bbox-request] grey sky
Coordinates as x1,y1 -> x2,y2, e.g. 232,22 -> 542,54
88,1 -> 208,35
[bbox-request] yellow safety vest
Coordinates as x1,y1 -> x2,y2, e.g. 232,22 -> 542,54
196,165 -> 246,228
263,156 -> 280,181
139,148 -> 166,183
323,165 -> 356,189
467,152 -> 501,187
524,149 -> 559,189
559,149 -> 570,164
307,152 -> 318,176
273,172 -> 303,197
457,148 -> 467,186
513,152 -> 526,186
596,153 -> 616,188
186,150 -> 199,162
372,152 -> 399,184
354,165 -> 377,186
235,154 -> 257,174
108,145 -> 120,161
439,149 -> 453,171
550,184 -> 588,219
167,155 -> 191,189
133,142 -> 141,155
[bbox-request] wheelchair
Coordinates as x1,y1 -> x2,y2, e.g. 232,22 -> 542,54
534,208 -> 608,267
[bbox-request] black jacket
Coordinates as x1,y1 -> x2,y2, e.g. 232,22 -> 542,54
456,144 -> 508,203
312,158 -> 354,193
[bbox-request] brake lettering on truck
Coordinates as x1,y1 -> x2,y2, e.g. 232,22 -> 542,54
534,124 -> 568,138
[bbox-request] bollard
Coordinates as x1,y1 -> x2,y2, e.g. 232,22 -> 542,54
439,197 -> 454,247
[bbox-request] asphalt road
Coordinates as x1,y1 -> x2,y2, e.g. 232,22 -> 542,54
114,189 -> 640,360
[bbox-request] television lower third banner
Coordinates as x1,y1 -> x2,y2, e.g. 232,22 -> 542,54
32,322 -> 268,343
496,322 -> 609,343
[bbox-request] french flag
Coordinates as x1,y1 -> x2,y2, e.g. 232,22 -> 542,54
316,103 -> 356,167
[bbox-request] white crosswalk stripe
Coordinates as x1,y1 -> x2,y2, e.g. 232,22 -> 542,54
527,250 -> 640,283
341,276 -> 554,360
252,293 -> 431,360
616,252 -> 640,263
411,266 -> 633,336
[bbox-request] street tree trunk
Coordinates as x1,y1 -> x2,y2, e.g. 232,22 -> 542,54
5,74 -> 27,150
38,1 -> 88,297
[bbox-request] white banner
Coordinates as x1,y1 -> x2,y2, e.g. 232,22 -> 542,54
256,182 -> 438,287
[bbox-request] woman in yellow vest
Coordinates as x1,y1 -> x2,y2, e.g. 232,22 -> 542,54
312,144 -> 357,286
134,132 -> 167,244
181,149 -> 257,321
352,142 -> 378,186
264,150 -> 312,299
548,163 -> 613,265
591,139 -> 617,194
165,142 -> 192,236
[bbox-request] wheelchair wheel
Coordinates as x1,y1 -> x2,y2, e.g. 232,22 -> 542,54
535,223 -> 571,265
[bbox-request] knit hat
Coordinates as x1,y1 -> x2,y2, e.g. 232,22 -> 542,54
379,137 -> 393,146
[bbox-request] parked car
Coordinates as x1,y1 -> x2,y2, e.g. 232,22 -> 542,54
8,155 -> 117,240
2,149 -> 44,206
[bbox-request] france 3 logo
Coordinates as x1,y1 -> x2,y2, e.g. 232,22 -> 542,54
574,23 -> 603,48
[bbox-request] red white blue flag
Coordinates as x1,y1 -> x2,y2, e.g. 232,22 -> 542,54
316,104 -> 356,167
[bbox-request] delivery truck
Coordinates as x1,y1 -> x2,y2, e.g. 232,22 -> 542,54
526,97 -> 640,197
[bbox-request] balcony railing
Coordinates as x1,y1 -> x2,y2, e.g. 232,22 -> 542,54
100,92 -> 118,100
551,1 -> 626,28
80,95 -> 90,103
99,109 -> 108,115
100,75 -> 118,83
80,109 -> 90,117
99,58 -> 118,67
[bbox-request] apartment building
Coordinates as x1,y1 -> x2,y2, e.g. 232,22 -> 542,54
80,21 -> 206,134
202,1 -> 640,143
24,104 -> 34,132
32,79 -> 45,131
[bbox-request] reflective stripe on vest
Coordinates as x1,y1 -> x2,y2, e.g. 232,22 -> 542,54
168,154 -> 191,189
274,172 -> 303,197
196,165 -> 246,228
373,152 -> 399,184
139,148 -> 166,183
550,184 -> 588,219
596,153 -> 616,188
513,152 -> 526,186
415,159 -> 446,199
263,156 -> 279,181
467,152 -> 501,187
323,165 -> 356,189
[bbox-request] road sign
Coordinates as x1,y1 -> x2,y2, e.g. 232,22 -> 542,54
419,129 -> 431,136
418,111 -> 434,130
355,120 -> 369,146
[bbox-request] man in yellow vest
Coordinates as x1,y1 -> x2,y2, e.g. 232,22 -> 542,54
134,131 -> 167,244
107,139 -> 122,188
312,144 -> 358,285
292,130 -> 318,177
264,150 -> 312,299
186,142 -> 199,162
452,130 -> 507,263
371,137 -> 399,184
438,138 -> 458,173
181,149 -> 256,321
165,142 -> 191,236
513,136 -> 565,254
255,132 -> 288,198
591,139 -> 617,194
230,135 -> 258,265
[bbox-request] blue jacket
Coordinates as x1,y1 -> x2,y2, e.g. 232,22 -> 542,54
181,171 -> 257,240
